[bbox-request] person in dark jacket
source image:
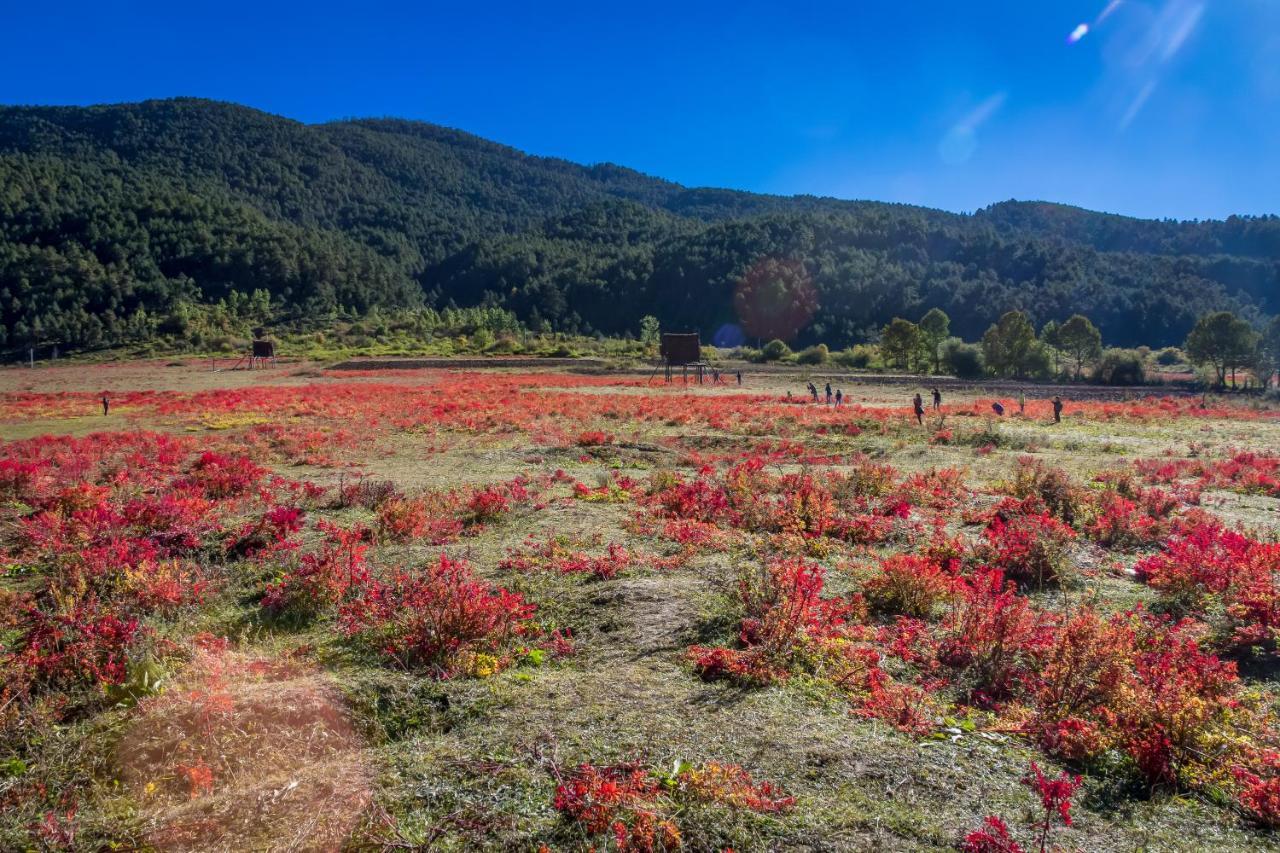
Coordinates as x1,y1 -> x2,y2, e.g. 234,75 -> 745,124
101,395 -> 110,416
931,387 -> 941,410
913,393 -> 925,425
1052,396 -> 1063,423
992,401 -> 1005,417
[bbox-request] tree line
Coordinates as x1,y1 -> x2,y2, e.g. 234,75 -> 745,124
817,307 -> 1280,387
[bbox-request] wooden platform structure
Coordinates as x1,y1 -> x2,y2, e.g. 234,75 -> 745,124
650,332 -> 720,384
225,340 -> 278,370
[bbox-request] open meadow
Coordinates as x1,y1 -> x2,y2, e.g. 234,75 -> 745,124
3,360 -> 1280,851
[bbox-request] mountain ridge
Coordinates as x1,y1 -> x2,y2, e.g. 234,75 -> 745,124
1,97 -> 1276,351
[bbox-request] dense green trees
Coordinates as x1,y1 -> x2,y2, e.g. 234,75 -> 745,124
1056,315 -> 1104,379
0,99 -> 1277,355
880,318 -> 923,371
1185,311 -> 1260,388
1259,317 -> 1280,388
982,311 -> 1038,378
919,308 -> 950,373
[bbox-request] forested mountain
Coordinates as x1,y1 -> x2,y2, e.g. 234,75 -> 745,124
1,97 -> 1276,352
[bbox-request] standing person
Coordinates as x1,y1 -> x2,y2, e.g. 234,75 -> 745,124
835,389 -> 843,407
808,382 -> 819,402
101,394 -> 109,416
825,383 -> 833,405
913,393 -> 925,425
931,387 -> 941,410
1052,396 -> 1063,423
1017,391 -> 1026,415
992,401 -> 1005,417
736,370 -> 742,386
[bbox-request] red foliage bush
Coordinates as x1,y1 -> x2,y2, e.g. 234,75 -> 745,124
261,522 -> 371,619
979,513 -> 1076,589
10,598 -> 140,688
862,554 -> 955,618
938,570 -> 1054,708
552,760 -> 793,851
961,815 -> 1024,853
376,493 -> 463,544
338,553 -> 535,676
178,451 -> 267,499
1135,521 -> 1280,653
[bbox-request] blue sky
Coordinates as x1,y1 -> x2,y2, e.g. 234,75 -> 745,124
3,1 -> 1277,219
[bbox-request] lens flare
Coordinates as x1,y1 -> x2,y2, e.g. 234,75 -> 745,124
733,258 -> 816,343
713,323 -> 745,349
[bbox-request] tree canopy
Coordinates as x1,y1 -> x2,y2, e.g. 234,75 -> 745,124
1185,311 -> 1260,388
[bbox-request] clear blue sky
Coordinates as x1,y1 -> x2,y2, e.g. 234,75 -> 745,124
4,1 -> 1277,220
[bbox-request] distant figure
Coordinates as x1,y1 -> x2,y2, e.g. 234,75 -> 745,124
787,390 -> 794,401
931,387 -> 941,410
101,395 -> 110,416
913,393 -> 925,425
992,401 -> 1005,417
1052,396 -> 1063,424
808,382 -> 819,402
835,389 -> 843,407
736,370 -> 742,386
825,383 -> 833,405
1017,391 -> 1026,415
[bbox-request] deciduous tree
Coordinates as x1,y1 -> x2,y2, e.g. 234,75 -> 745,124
1185,311 -> 1259,388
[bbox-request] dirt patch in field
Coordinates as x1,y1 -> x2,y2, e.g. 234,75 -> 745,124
116,646 -> 374,852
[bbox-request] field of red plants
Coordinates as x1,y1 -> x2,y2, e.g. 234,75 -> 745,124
2,363 -> 1279,850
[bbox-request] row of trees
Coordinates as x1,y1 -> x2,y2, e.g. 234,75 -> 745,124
876,307 -> 1280,387
879,309 -> 1110,381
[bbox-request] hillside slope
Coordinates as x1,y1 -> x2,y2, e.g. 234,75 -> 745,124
1,98 -> 1276,350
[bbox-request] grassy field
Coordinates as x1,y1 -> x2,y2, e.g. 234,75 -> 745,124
2,360 -> 1279,851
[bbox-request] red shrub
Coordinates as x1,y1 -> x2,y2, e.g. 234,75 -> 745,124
10,599 -> 140,688
863,554 -> 955,618
979,513 -> 1076,588
376,493 -> 463,544
961,816 -> 1025,853
338,553 -> 535,676
178,451 -> 266,499
553,760 -> 792,851
1135,522 -> 1280,653
938,570 -> 1054,708
553,761 -> 669,837
262,522 -> 370,619
1023,762 -> 1082,850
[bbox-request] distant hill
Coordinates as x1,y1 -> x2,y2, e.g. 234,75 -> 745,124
1,97 -> 1276,351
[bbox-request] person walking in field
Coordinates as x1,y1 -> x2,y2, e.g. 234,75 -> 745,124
1052,395 -> 1063,423
736,370 -> 742,386
807,382 -> 818,402
825,383 -> 833,405
835,389 -> 843,407
913,393 -> 925,425
1017,391 -> 1025,415
931,387 -> 941,410
101,394 -> 110,416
